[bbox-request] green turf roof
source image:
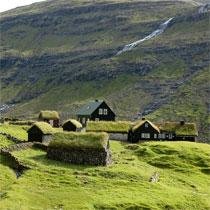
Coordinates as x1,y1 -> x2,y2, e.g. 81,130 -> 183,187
28,122 -> 55,134
49,132 -> 109,150
62,119 -> 82,128
39,110 -> 59,120
77,100 -> 103,115
132,120 -> 160,133
86,121 -> 134,133
159,122 -> 198,136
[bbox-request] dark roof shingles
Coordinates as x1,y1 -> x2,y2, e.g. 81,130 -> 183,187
77,100 -> 103,115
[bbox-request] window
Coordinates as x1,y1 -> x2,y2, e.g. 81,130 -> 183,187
145,123 -> 148,128
99,108 -> 103,115
158,133 -> 166,139
104,109 -> 108,115
154,134 -> 157,139
169,133 -> 173,139
82,118 -> 86,124
141,133 -> 150,139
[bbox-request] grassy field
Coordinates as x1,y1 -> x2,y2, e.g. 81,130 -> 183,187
0,134 -> 15,148
0,138 -> 210,209
0,124 -> 29,141
0,123 -> 209,208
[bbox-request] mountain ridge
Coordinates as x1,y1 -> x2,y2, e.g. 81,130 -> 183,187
0,0 -> 209,141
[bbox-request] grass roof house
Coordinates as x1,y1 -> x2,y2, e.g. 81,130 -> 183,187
47,132 -> 111,166
62,119 -> 82,132
38,110 -> 60,127
128,119 -> 160,143
128,118 -> 198,143
86,121 -> 134,141
77,100 -> 115,126
158,121 -> 198,141
28,122 -> 55,143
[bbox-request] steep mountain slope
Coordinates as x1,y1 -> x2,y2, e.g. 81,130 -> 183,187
0,0 -> 209,140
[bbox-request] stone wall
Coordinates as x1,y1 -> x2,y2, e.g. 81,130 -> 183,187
0,148 -> 30,178
42,135 -> 53,144
108,133 -> 128,141
47,147 -> 111,166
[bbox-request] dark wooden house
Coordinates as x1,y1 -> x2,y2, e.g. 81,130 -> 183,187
128,119 -> 160,143
158,121 -> 198,141
62,119 -> 82,132
38,110 -> 60,127
77,100 -> 115,126
28,122 -> 55,143
128,119 -> 198,143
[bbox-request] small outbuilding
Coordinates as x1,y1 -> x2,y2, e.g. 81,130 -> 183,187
38,110 -> 60,127
77,100 -> 115,126
47,132 -> 111,166
28,122 -> 55,143
62,119 -> 82,132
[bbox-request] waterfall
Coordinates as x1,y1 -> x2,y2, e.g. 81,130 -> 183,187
116,17 -> 174,55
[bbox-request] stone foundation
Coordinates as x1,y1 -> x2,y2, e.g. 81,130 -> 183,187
47,147 -> 111,166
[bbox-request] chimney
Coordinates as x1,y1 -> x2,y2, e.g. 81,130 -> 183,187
142,117 -> 146,120
180,120 -> 185,125
95,99 -> 98,102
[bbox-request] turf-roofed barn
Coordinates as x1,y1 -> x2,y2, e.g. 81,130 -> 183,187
86,121 -> 134,141
38,110 -> 60,127
62,119 -> 82,132
47,132 -> 111,166
128,119 -> 198,143
77,100 -> 115,125
28,122 -> 55,143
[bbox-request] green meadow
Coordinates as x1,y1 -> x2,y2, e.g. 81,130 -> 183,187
0,124 -> 210,210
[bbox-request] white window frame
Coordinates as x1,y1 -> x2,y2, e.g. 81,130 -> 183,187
104,109 -> 108,115
141,133 -> 150,139
158,133 -> 166,139
82,118 -> 86,124
99,108 -> 103,115
154,134 -> 157,139
145,123 -> 149,128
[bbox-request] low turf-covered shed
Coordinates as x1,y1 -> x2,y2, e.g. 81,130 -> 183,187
47,132 -> 111,165
28,122 -> 55,143
38,110 -> 60,127
62,119 -> 82,132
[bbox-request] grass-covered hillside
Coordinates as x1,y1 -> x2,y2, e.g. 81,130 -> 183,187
0,0 -> 209,140
1,139 -> 210,209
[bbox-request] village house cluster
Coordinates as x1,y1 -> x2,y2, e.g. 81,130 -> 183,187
27,99 -> 198,165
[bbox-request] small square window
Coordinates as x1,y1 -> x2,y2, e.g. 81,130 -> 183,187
145,123 -> 148,128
